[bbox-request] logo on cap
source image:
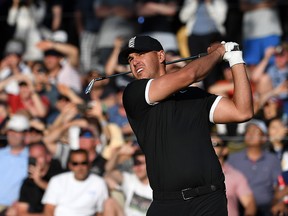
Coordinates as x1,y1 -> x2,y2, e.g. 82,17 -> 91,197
128,37 -> 136,48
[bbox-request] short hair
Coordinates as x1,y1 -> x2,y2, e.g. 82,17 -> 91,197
28,142 -> 49,154
68,149 -> 88,162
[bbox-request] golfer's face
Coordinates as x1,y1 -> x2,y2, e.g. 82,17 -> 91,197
128,51 -> 161,79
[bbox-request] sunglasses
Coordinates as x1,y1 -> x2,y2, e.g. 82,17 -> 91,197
70,161 -> 89,166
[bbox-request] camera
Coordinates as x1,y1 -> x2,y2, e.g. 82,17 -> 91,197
28,156 -> 36,166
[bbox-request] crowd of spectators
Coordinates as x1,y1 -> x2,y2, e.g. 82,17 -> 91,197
0,0 -> 288,215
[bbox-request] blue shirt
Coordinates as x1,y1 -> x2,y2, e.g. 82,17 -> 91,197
0,146 -> 28,206
228,149 -> 281,206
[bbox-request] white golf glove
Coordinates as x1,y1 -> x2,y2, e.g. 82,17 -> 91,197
221,41 -> 245,67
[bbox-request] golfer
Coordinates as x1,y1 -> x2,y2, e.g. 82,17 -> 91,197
119,35 -> 253,216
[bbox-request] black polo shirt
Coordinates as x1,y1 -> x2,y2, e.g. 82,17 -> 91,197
123,79 -> 224,192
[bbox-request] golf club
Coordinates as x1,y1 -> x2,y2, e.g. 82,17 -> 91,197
85,52 -> 208,94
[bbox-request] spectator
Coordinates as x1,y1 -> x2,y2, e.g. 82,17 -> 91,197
104,147 -> 152,216
43,116 -> 107,175
228,119 -> 282,215
7,142 -> 63,215
0,114 -> 30,213
42,149 -> 108,216
0,39 -> 32,95
136,0 -> 180,54
179,0 -> 228,88
95,0 -> 137,67
240,0 -> 282,70
24,119 -> 46,145
6,0 -> 46,62
74,0 -> 103,73
211,134 -> 256,216
36,31 -> 82,94
251,44 -> 288,97
41,0 -> 62,33
106,85 -> 134,141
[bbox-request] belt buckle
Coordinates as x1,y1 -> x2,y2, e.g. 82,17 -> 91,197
181,188 -> 194,200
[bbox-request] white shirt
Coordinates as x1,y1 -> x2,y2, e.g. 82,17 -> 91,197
122,172 -> 152,216
42,172 -> 108,216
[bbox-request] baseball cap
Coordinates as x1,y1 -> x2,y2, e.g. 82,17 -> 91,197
4,39 -> 25,56
44,49 -> 64,57
7,114 -> 30,132
118,36 -> 164,65
79,128 -> 95,138
245,119 -> 267,134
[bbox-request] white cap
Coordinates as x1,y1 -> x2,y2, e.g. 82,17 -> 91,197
51,30 -> 68,43
246,119 -> 267,134
7,114 -> 30,132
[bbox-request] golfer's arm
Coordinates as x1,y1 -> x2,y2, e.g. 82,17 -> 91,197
148,50 -> 222,103
213,64 -> 254,123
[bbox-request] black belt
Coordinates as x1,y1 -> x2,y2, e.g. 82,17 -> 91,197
153,184 -> 225,201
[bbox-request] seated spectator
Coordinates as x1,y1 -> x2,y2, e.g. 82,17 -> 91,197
228,119 -> 282,215
211,134 -> 256,216
3,75 -> 49,118
267,116 -> 288,169
104,147 -> 152,216
0,114 -> 30,213
6,142 -> 64,215
42,149 -> 108,216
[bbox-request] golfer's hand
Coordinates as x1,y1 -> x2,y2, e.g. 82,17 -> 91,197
222,41 -> 245,67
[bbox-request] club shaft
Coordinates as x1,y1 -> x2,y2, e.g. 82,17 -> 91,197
85,53 -> 208,94
97,53 -> 207,81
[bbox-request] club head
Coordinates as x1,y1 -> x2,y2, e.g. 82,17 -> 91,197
85,79 -> 95,94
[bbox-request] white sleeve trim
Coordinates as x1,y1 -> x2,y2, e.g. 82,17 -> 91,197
209,96 -> 223,123
145,79 -> 159,105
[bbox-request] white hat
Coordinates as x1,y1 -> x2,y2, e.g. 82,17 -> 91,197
4,39 -> 24,56
7,114 -> 30,132
51,30 -> 68,43
246,119 -> 267,134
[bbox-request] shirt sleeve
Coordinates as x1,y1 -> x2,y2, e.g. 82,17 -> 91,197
123,79 -> 151,119
41,176 -> 61,205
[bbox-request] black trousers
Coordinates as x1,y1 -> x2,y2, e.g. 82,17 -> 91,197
147,190 -> 227,216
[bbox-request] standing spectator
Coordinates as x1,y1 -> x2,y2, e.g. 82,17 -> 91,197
95,0 -> 137,67
74,0 -> 103,73
36,32 -> 82,94
179,0 -> 228,88
0,114 -> 30,213
267,117 -> 288,171
240,0 -> 282,70
0,39 -> 32,95
228,119 -> 282,216
104,147 -> 152,216
0,75 -> 50,118
7,142 -> 63,215
41,0 -> 62,33
136,0 -> 179,54
6,0 -> 46,62
211,135 -> 256,216
42,149 -> 108,216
